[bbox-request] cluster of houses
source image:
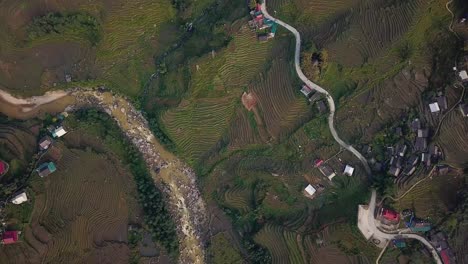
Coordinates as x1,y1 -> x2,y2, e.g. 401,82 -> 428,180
384,118 -> 442,178
248,3 -> 278,42
429,231 -> 456,264
303,159 -> 355,199
300,85 -> 327,114
1,113 -> 68,245
376,207 -> 432,234
456,53 -> 468,117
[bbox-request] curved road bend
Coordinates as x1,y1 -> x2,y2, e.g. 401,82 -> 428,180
262,1 -> 441,263
261,0 -> 371,175
368,190 -> 442,264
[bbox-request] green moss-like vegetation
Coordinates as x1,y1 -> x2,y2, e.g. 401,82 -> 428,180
27,12 -> 101,45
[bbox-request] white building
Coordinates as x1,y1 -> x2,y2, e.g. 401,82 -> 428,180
429,102 -> 440,113
11,192 -> 28,205
343,165 -> 355,176
52,126 -> 67,138
459,70 -> 468,81
304,184 -> 316,196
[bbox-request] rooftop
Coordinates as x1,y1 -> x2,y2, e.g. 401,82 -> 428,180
11,192 -> 28,205
304,184 -> 316,196
429,102 -> 440,113
343,165 -> 355,176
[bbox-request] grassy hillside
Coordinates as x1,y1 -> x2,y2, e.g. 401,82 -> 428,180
0,0 -> 177,97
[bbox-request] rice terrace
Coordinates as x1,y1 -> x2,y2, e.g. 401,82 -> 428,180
0,0 -> 467,264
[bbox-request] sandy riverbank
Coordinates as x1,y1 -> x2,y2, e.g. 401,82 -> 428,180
0,90 -> 74,119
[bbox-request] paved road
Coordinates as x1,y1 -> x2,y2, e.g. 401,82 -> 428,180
262,2 -> 442,263
261,0 -> 371,175
367,190 -> 442,264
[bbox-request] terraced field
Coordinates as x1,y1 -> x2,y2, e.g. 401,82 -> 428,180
0,140 -> 142,263
0,124 -> 37,162
162,26 -> 273,164
254,224 -> 304,264
0,0 -> 176,97
395,172 -> 464,223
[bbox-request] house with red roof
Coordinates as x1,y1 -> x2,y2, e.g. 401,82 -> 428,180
380,208 -> 400,223
2,231 -> 19,244
0,159 -> 9,176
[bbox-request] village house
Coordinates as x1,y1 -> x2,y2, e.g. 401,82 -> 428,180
392,238 -> 407,248
304,184 -> 316,197
409,221 -> 431,232
52,126 -> 67,138
414,137 -> 427,152
395,127 -> 403,137
459,70 -> 468,82
411,118 -> 421,132
36,162 -> 57,177
300,85 -> 314,97
396,143 -> 407,157
0,159 -> 9,176
421,152 -> 431,167
316,100 -> 327,114
417,128 -> 429,138
343,165 -> 354,176
308,92 -> 321,103
388,166 -> 401,177
11,192 -> 28,205
258,34 -> 268,42
2,231 -> 19,244
318,164 -> 336,181
436,96 -> 448,111
459,103 -> 468,117
379,208 -> 400,224
429,102 -> 440,113
38,136 -> 53,150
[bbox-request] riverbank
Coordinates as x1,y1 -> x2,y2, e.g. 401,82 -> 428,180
0,88 -> 207,264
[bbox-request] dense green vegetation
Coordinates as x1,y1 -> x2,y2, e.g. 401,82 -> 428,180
27,12 -> 101,45
68,109 -> 179,258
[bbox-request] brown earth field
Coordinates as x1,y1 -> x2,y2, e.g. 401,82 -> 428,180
0,128 -> 167,263
0,0 -> 176,97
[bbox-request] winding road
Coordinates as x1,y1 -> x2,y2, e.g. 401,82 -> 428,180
262,1 -> 441,263
261,0 -> 371,175
367,190 -> 442,264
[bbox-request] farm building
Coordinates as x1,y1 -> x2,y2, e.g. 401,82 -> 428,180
380,208 -> 400,223
36,162 -> 57,177
318,164 -> 336,181
38,136 -> 53,150
2,231 -> 19,244
304,184 -> 316,196
343,165 -> 354,176
300,85 -> 314,97
11,192 -> 28,205
429,102 -> 440,113
0,160 -> 8,176
52,126 -> 67,138
459,103 -> 468,117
